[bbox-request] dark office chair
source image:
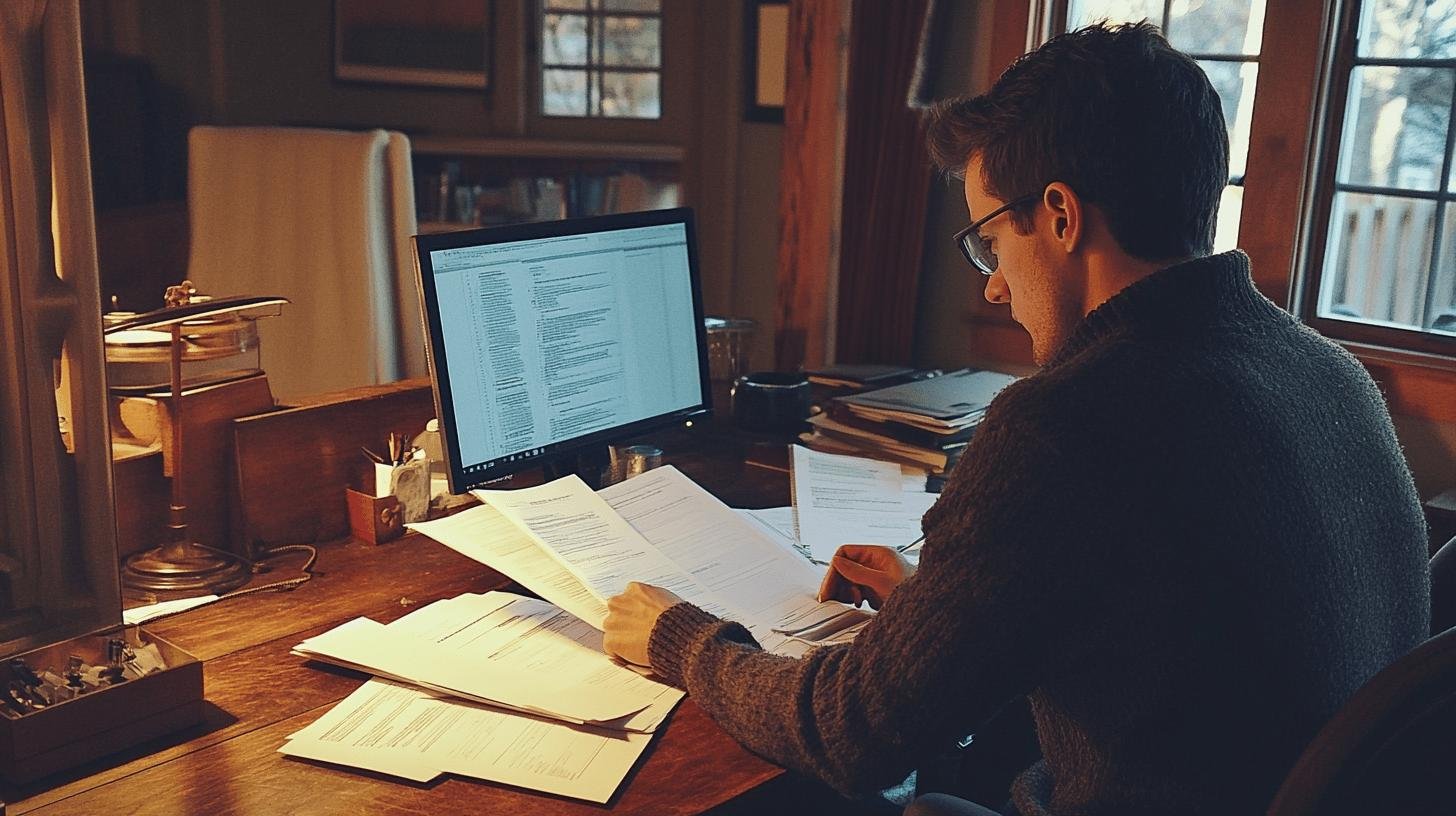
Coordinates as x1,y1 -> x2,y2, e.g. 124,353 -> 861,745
1430,535 -> 1456,635
1264,624 -> 1456,816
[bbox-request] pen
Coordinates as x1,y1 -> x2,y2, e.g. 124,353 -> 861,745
361,446 -> 385,465
896,534 -> 925,553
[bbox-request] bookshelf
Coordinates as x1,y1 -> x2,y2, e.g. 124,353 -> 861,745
411,136 -> 684,233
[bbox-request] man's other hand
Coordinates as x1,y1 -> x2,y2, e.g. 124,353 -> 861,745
604,581 -> 686,668
817,544 -> 916,610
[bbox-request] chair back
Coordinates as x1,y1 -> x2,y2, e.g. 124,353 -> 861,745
186,126 -> 424,402
1430,535 -> 1456,635
1266,624 -> 1456,815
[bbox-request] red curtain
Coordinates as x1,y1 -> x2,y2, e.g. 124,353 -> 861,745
833,0 -> 936,364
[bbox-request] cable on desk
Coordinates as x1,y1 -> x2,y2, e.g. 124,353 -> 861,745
128,544 -> 319,626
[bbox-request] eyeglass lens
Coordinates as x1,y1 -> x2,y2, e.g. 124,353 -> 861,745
960,231 -> 995,274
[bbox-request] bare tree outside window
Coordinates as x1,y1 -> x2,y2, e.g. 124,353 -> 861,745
1317,0 -> 1456,337
541,0 -> 662,119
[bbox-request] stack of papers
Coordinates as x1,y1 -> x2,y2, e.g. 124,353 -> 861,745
800,369 -> 1017,472
283,591 -> 681,801
836,368 -> 1017,431
791,446 -> 939,563
291,592 -> 680,731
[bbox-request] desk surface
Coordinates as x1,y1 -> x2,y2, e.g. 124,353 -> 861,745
2,427 -> 804,815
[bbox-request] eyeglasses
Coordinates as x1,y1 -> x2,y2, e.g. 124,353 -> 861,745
953,194 -> 1041,276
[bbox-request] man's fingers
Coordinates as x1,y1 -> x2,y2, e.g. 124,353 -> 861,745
830,553 -> 886,588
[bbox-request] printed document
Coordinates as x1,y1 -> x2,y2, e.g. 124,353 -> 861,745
281,679 -> 651,803
791,445 -> 939,562
477,466 -> 863,651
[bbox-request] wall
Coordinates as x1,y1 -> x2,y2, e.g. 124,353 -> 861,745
216,1 -> 492,133
733,122 -> 785,371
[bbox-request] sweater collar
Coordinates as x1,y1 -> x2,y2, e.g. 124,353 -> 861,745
1043,250 -> 1266,369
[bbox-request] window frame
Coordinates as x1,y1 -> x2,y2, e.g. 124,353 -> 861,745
1297,0 -> 1456,356
528,0 -> 690,143
539,2 -> 664,120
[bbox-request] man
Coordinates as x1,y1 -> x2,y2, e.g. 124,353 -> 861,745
603,22 -> 1430,816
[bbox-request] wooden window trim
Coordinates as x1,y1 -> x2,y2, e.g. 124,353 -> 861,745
1293,0 -> 1456,358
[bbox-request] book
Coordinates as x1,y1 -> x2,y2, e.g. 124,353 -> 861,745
836,368 -> 1018,428
806,363 -> 919,390
819,404 -> 980,449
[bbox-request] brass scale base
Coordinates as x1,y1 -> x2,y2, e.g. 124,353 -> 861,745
122,537 -> 251,595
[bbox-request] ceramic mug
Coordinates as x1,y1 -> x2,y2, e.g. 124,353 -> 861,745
732,372 -> 811,433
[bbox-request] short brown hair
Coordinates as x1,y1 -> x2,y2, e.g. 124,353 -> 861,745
927,22 -> 1228,261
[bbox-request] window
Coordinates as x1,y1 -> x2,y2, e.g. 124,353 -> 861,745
540,0 -> 663,119
1306,0 -> 1456,345
1062,0 -> 1268,254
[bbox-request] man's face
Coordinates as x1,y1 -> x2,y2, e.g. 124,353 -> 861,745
962,156 -> 1084,365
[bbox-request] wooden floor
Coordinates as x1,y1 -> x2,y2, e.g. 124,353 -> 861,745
2,424 -> 811,815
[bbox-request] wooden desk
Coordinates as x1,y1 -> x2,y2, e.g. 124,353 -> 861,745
1,426 -> 826,815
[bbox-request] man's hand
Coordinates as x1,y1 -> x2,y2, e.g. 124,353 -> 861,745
603,581 -> 686,668
817,544 -> 917,610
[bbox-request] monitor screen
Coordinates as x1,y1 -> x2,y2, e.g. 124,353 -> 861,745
415,208 -> 711,492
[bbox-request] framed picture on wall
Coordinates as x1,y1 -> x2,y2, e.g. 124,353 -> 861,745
745,0 -> 787,122
333,0 -> 491,90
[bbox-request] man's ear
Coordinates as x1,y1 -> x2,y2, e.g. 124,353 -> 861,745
1041,182 -> 1082,253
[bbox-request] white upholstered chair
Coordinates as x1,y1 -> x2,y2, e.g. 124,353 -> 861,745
186,126 -> 426,402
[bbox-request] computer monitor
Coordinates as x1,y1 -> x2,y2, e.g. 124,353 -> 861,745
414,208 -> 712,493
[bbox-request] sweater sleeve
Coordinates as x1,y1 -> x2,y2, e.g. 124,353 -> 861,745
646,405 -> 1108,796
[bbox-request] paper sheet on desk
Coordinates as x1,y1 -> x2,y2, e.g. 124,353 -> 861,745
292,615 -> 649,726
122,594 -> 220,625
386,591 -> 683,734
791,446 -> 939,563
281,679 -> 652,802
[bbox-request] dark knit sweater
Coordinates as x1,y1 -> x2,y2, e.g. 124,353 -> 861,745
648,251 -> 1431,815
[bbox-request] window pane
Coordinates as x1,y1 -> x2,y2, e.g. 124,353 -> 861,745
545,0 -> 589,9
1199,60 -> 1259,178
543,69 -> 589,116
1337,66 -> 1453,190
600,71 -> 660,118
1213,184 -> 1243,253
543,13 -> 590,65
604,0 -> 661,10
1357,0 -> 1456,59
1431,206 -> 1456,332
601,15 -> 660,67
1318,191 -> 1437,329
1067,0 -> 1161,30
1168,0 -> 1266,55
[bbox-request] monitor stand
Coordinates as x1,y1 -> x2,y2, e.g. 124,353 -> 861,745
542,444 -> 613,490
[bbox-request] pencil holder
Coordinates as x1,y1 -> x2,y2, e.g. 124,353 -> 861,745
345,488 -> 403,545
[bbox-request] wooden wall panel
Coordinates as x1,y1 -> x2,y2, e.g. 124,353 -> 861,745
773,0 -> 850,371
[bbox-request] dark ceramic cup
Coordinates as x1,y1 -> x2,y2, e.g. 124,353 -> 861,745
732,371 -> 812,433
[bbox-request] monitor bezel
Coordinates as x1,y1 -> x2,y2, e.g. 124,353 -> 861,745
414,207 -> 712,494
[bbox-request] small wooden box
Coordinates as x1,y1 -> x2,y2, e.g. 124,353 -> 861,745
345,488 -> 404,545
0,628 -> 204,784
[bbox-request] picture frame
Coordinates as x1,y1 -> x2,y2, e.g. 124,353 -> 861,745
744,0 -> 788,123
333,0 -> 491,90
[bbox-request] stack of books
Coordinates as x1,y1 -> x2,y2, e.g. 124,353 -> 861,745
800,369 -> 1019,473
